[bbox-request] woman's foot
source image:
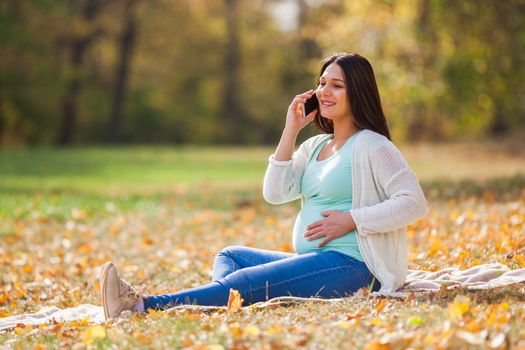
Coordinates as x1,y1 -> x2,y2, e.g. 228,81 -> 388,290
100,262 -> 144,319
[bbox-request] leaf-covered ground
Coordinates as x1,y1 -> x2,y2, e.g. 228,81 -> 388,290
1,144 -> 524,349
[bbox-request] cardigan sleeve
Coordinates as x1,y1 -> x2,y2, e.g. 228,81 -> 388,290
349,144 -> 428,236
262,140 -> 311,205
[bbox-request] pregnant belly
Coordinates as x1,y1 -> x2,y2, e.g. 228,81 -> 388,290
292,201 -> 354,255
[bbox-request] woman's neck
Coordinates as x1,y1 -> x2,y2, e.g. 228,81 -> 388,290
332,116 -> 359,144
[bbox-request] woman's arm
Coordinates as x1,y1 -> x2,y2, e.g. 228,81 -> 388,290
349,144 -> 429,236
273,128 -> 300,161
262,90 -> 318,204
274,90 -> 317,161
304,142 -> 428,243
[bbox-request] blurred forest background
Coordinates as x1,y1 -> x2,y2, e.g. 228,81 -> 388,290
1,0 -> 524,145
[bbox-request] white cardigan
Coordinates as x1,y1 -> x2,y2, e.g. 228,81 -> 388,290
262,129 -> 429,294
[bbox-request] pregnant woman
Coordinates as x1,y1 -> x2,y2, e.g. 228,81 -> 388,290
100,52 -> 428,320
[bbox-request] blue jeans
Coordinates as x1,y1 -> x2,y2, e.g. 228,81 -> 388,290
143,246 -> 380,310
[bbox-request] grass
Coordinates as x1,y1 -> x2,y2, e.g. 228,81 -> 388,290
0,142 -> 524,349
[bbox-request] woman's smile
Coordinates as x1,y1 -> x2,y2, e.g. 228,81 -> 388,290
321,100 -> 336,107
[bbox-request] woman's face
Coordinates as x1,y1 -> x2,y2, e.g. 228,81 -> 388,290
315,63 -> 352,121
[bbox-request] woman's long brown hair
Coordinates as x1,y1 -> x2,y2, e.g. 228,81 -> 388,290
313,53 -> 391,141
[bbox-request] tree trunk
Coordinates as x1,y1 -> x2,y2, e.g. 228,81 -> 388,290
407,0 -> 438,141
297,0 -> 318,60
108,0 -> 138,143
57,0 -> 103,145
488,1 -> 519,136
223,0 -> 244,144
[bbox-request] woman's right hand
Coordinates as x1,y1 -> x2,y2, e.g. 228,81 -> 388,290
284,90 -> 318,133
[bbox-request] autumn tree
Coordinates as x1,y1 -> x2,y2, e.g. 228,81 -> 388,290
1,0 -> 524,145
108,0 -> 139,143
221,0 -> 246,144
58,0 -> 105,145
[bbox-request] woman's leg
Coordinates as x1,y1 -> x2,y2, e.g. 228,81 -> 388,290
143,251 -> 380,311
211,245 -> 294,281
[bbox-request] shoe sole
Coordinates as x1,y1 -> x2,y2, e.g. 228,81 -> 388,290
100,261 -> 114,320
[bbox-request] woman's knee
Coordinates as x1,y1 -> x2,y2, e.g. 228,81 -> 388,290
214,246 -> 243,267
216,245 -> 249,259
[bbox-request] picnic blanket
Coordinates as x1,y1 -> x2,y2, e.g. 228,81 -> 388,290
1,263 -> 524,331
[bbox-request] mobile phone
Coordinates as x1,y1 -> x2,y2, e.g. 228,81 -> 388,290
302,94 -> 319,118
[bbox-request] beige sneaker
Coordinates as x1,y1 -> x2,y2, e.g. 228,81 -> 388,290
100,262 -> 144,320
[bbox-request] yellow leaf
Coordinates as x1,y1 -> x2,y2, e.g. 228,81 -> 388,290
498,301 -> 509,311
92,280 -> 100,292
0,293 -> 9,305
279,243 -> 293,252
486,312 -> 497,326
375,299 -> 388,312
498,314 -> 509,324
267,324 -> 282,334
406,315 -> 423,326
448,295 -> 470,320
76,244 -> 94,254
514,255 -> 525,268
81,325 -> 106,345
265,217 -> 276,226
244,325 -> 260,336
181,338 -> 193,347
135,331 -> 152,345
226,289 -> 243,313
336,320 -> 356,329
228,323 -> 243,338
423,334 -> 437,345
185,313 -> 200,321
370,317 -> 387,327
148,308 -> 163,317
465,319 -> 481,332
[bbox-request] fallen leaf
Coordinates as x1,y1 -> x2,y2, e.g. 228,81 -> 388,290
364,339 -> 391,350
375,299 -> 388,312
514,255 -> 525,268
244,325 -> 260,337
370,317 -> 388,327
228,323 -> 243,338
135,331 -> 152,345
448,295 -> 470,320
227,288 -> 243,313
406,315 -> 423,326
81,325 -> 106,345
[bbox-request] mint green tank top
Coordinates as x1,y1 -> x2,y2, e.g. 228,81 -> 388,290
292,132 -> 363,261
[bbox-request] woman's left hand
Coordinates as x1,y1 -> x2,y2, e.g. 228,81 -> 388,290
304,210 -> 356,247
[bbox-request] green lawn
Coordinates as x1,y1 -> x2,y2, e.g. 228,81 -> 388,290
0,146 -> 270,192
1,144 -> 524,349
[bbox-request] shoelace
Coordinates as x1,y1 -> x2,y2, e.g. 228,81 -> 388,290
118,278 -> 145,303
